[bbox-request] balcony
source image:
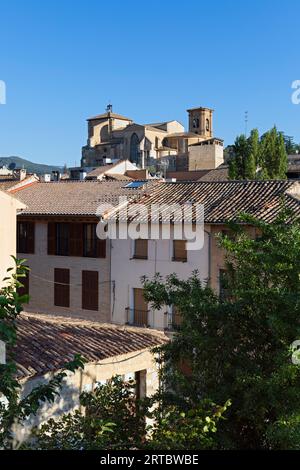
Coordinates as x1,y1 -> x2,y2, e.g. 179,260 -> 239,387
126,308 -> 149,327
165,310 -> 182,332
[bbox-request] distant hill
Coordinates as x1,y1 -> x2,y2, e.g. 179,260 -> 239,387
0,156 -> 62,175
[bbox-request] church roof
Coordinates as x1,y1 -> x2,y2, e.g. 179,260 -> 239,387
87,112 -> 132,122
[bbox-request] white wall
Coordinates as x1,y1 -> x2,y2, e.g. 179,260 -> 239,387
110,228 -> 209,330
0,191 -> 25,287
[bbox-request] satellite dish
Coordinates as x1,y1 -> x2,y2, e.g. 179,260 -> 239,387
8,162 -> 16,171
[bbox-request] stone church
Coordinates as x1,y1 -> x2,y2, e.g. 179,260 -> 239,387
81,105 -> 223,171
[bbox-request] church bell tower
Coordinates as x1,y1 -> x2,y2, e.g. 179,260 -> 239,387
187,106 -> 213,139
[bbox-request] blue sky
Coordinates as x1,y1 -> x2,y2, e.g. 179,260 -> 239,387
0,0 -> 299,166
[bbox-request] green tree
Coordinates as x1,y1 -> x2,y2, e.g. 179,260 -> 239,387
0,259 -> 86,449
228,134 -> 256,180
260,127 -> 288,179
142,210 -> 300,449
228,127 -> 288,180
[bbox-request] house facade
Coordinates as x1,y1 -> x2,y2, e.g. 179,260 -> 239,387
13,180 -> 149,322
109,180 -> 300,331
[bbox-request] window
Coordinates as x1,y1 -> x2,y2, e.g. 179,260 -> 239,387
173,240 -> 187,262
82,270 -> 98,311
54,268 -> 70,308
17,222 -> 35,254
132,288 -> 148,326
133,239 -> 148,259
168,306 -> 182,330
56,223 -> 70,256
17,269 -> 29,301
135,370 -> 146,399
83,224 -> 97,257
130,133 -> 140,165
206,118 -> 210,132
48,222 -> 105,258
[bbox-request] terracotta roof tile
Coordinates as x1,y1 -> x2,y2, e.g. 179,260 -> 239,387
12,313 -> 167,379
121,180 -> 300,224
14,180 -> 150,216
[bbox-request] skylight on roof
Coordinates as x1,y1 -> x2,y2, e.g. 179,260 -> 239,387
124,181 -> 145,189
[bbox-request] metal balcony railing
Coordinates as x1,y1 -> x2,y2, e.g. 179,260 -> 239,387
126,308 -> 149,327
166,311 -> 182,331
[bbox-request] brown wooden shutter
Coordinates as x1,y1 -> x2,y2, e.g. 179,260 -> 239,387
54,268 -> 70,307
48,222 -> 56,255
97,238 -> 106,258
82,270 -> 98,311
69,223 -> 83,257
27,222 -> 35,254
173,240 -> 187,261
134,239 -> 148,259
133,288 -> 148,326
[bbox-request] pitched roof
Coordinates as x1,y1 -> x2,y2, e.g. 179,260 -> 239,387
85,161 -> 122,178
12,313 -> 167,379
14,180 -> 150,217
0,174 -> 39,192
87,112 -> 132,122
199,165 -> 229,181
166,170 -> 210,181
121,180 -> 300,224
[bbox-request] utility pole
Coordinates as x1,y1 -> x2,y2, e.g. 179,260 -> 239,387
244,111 -> 248,137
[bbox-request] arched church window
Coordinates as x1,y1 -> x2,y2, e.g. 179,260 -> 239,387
206,119 -> 210,132
130,133 -> 140,165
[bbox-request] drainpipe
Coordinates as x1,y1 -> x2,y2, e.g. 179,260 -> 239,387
0,340 -> 5,364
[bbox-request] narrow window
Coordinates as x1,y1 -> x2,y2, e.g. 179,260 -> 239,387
54,268 -> 70,307
82,270 -> 98,311
56,223 -> 70,256
132,288 -> 148,326
17,222 -> 35,254
83,223 -> 97,257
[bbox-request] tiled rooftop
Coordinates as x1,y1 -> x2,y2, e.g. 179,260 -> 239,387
122,180 -> 300,224
12,313 -> 167,379
14,180 -> 150,216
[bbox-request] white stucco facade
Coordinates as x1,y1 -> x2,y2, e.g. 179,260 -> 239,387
0,190 -> 26,287
110,228 -> 210,330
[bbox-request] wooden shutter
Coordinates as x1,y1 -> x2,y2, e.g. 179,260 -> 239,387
82,270 -> 98,311
70,223 -> 83,257
97,238 -> 106,258
133,288 -> 148,326
134,239 -> 148,259
48,222 -> 56,255
54,268 -> 70,307
27,222 -> 35,254
173,240 -> 187,261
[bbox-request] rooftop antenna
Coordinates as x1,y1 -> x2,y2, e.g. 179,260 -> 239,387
244,111 -> 248,137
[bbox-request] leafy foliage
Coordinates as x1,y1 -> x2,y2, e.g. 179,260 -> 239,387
228,126 -> 288,180
32,375 -> 228,450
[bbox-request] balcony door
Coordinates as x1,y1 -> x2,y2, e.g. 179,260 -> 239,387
133,288 -> 148,326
